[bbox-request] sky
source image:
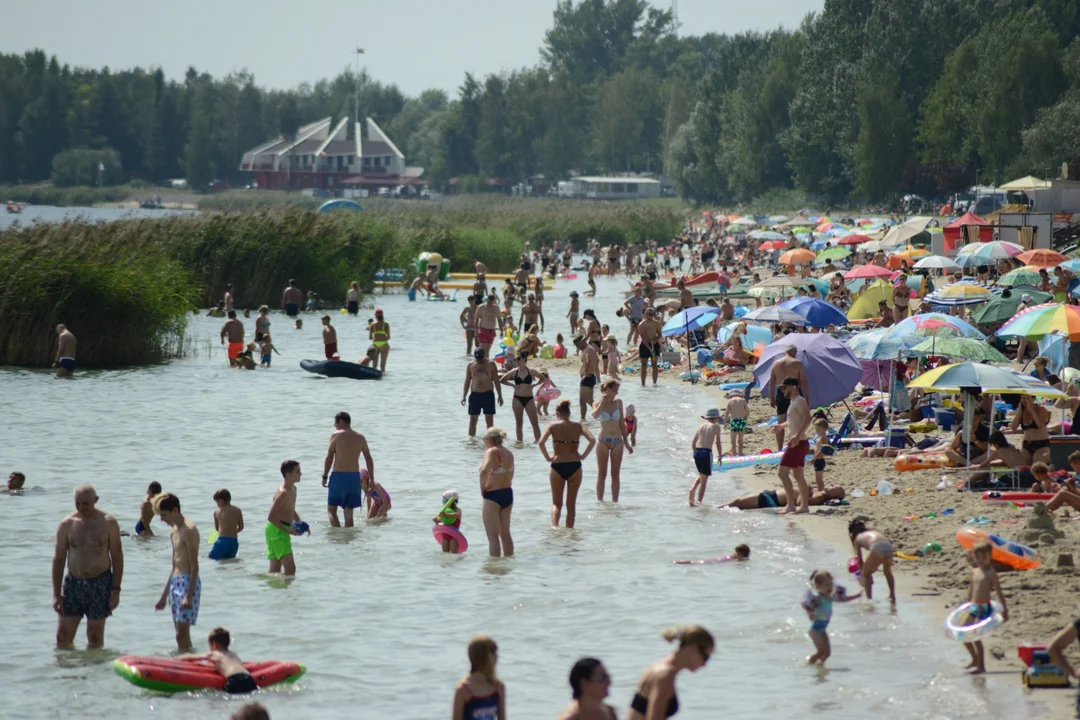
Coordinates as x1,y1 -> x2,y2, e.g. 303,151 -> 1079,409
3,0 -> 822,97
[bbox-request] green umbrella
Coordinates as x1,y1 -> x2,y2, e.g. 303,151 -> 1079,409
910,337 -> 1008,362
815,246 -> 851,263
998,268 -> 1042,287
970,285 -> 1052,325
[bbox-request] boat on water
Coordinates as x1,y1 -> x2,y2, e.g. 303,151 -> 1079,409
300,359 -> 382,380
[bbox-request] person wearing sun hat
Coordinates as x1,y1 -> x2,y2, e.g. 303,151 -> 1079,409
688,408 -> 724,506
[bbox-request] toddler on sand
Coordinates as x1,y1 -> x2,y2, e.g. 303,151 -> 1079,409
802,570 -> 860,664
962,540 -> 1008,674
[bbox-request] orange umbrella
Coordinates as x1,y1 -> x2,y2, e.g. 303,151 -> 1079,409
778,248 -> 816,265
1017,249 -> 1065,267
759,240 -> 788,251
886,254 -> 906,270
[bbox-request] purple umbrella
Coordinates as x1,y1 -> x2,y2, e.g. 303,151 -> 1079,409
860,360 -> 897,392
753,334 -> 862,408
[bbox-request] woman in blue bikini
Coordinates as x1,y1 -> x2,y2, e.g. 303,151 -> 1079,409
592,379 -> 633,502
479,428 -> 515,557
539,399 -> 596,529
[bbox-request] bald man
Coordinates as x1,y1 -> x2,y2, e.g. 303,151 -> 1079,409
53,484 -> 123,648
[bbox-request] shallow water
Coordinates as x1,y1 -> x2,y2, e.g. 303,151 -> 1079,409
0,204 -> 194,230
0,272 -> 1052,719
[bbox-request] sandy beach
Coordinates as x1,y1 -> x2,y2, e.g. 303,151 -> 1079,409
673,368 -> 1080,714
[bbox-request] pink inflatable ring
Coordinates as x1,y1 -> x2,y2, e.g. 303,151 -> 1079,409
433,524 -> 468,554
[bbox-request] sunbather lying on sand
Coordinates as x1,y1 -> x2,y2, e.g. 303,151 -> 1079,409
718,485 -> 844,510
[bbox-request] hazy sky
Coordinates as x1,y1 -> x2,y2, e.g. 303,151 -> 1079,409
4,0 -> 822,96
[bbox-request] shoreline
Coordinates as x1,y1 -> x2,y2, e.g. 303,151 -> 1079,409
691,381 -> 1076,717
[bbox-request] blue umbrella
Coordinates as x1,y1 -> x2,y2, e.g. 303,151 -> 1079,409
740,306 -> 807,324
716,321 -> 772,351
661,307 -> 721,337
777,297 -> 847,328
845,327 -> 921,360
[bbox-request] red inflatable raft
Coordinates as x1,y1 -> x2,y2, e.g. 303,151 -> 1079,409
113,655 -> 305,693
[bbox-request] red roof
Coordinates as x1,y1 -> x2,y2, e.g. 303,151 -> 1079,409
946,211 -> 991,228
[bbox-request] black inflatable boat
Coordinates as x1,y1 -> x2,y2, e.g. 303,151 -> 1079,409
300,359 -> 383,380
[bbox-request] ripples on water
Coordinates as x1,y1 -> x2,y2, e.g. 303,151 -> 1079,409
0,272 -> 1050,719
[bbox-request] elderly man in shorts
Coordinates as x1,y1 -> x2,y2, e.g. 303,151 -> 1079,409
53,484 -> 124,648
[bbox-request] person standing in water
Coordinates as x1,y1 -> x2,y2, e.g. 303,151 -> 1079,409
254,306 -> 271,342
136,481 -> 162,537
220,311 -> 245,367
267,460 -> 305,576
224,284 -> 235,313
557,658 -> 616,720
500,351 -> 544,442
460,295 -> 479,355
322,411 -> 375,528
479,427 -> 514,557
154,493 -> 200,651
539,399 -> 596,529
463,347 -> 503,436
281,279 -> 302,317
369,309 -> 390,372
592,379 -> 632,502
474,294 -> 502,356
567,291 -> 581,342
637,308 -> 663,387
518,294 -> 544,335
346,281 -> 361,315
53,324 -> 77,377
774,377 -> 812,515
53,484 -> 123,649
452,635 -> 506,720
209,489 -> 243,561
689,409 -> 723,506
576,335 -> 601,422
627,626 -> 713,720
321,315 -> 338,360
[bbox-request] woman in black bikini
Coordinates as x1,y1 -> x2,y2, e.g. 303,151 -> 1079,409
584,309 -> 602,350
627,626 -> 713,720
499,351 -> 544,442
539,399 -> 596,529
1010,395 -> 1051,466
479,428 -> 514,558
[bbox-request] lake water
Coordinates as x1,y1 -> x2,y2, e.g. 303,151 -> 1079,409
0,204 -> 195,230
0,269 -> 1053,719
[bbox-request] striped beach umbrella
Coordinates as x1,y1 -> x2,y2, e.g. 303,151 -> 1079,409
925,281 -> 995,306
908,362 -> 1065,397
996,302 -> 1080,341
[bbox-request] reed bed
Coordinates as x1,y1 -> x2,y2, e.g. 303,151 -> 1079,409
0,184 -> 133,207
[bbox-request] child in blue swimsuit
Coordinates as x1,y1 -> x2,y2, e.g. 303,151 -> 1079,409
801,570 -> 861,664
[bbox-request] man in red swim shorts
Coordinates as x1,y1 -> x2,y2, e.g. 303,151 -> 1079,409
774,377 -> 812,515
474,293 -> 501,354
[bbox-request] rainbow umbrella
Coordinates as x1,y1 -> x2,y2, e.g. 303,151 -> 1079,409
958,241 -> 1024,259
996,302 -> 1080,341
908,362 -> 1064,397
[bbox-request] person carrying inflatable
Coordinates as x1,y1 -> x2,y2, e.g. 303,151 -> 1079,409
958,540 -> 1009,674
433,491 -> 463,553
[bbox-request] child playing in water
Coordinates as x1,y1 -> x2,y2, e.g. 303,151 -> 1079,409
723,390 -> 749,456
802,570 -> 861,664
553,333 -> 567,359
624,404 -> 638,447
674,543 -> 750,564
209,489 -> 243,561
535,372 -> 558,416
811,418 -> 832,492
259,334 -> 279,367
601,335 -> 621,380
358,345 -> 379,368
849,519 -> 896,604
137,482 -> 162,537
236,342 -> 257,370
689,408 -> 724,506
177,627 -> 257,694
294,318 -> 303,330
433,490 -> 462,553
362,469 -> 391,519
962,540 -> 1009,674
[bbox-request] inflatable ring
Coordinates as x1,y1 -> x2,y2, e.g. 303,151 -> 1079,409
433,524 -> 468,554
944,601 -> 1004,642
540,345 -> 554,359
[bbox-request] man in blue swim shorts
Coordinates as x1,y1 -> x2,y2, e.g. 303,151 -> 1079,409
53,324 -> 77,377
155,493 -> 201,651
322,411 -> 375,528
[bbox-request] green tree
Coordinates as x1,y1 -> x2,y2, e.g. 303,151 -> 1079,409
182,86 -> 216,188
853,65 -> 911,201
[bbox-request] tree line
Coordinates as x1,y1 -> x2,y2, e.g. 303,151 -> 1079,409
1,0 -> 1078,204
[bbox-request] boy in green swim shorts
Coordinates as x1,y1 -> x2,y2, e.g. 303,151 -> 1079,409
266,460 -> 305,576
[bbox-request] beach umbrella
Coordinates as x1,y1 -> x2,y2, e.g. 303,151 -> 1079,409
753,334 -> 862,409
846,327 -> 921,360
778,248 -> 816,265
661,306 -> 721,379
880,216 -> 932,248
838,233 -> 874,246
958,241 -> 1024,260
996,302 -> 1080,341
858,240 -> 885,252
913,255 -> 961,272
729,215 -> 758,227
1058,258 -> 1080,273
777,297 -> 847,328
908,362 -> 1065,397
749,230 -> 787,241
910,337 -> 1008,363
997,268 -> 1043,287
740,306 -> 808,324
716,321 -> 772,352
1017,249 -> 1066,268
897,247 -> 931,260
759,240 -> 788,251
970,287 -> 1051,325
809,240 -> 827,251
1037,332 -> 1069,373
887,313 -> 985,340
815,246 -> 851,263
768,215 -> 789,224
844,265 -> 894,280
925,282 -> 995,306
847,279 -> 896,320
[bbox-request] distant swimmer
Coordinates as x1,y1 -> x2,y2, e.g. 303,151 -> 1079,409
53,324 -> 77,377
4,471 -> 26,494
463,348 -> 503,436
673,544 -> 750,564
177,627 -> 258,694
369,309 -> 391,372
267,460 -> 305,577
210,488 -> 243,560
220,311 -> 245,367
281,279 -> 302,317
136,481 -> 162,537
224,284 -> 235,313
230,703 -> 270,720
53,484 -> 123,649
254,306 -> 271,342
322,411 -> 375,528
154,493 -> 200,651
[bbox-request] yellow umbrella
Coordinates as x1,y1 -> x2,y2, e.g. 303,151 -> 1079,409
898,247 -> 930,259
847,279 -> 894,320
778,248 -> 816,265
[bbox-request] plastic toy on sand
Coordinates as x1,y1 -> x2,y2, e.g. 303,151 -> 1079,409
893,453 -> 954,472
